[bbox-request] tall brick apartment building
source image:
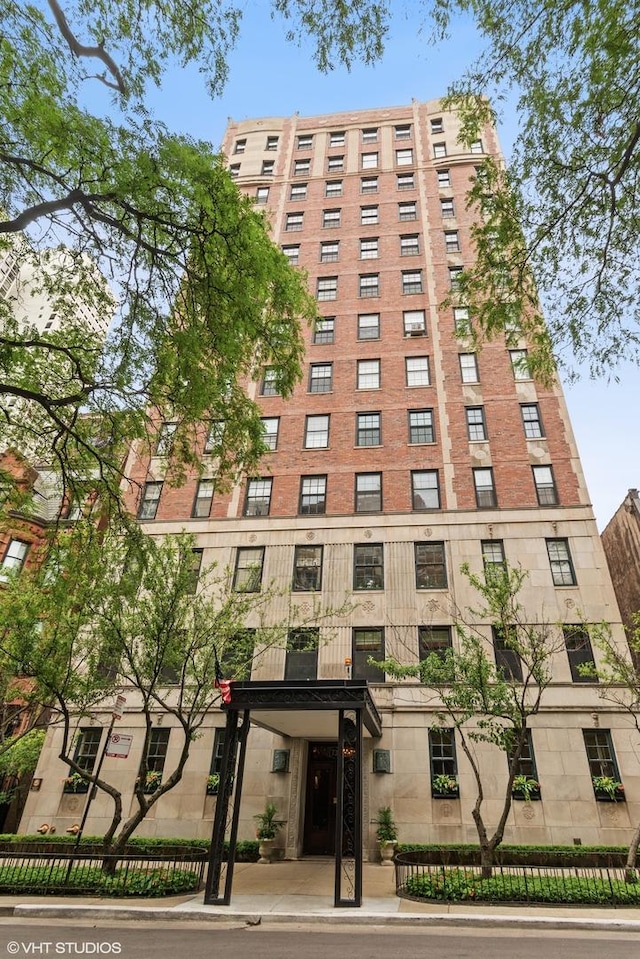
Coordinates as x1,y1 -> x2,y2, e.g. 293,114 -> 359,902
21,101 -> 639,857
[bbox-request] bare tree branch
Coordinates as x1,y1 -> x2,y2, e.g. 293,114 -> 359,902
47,0 -> 126,95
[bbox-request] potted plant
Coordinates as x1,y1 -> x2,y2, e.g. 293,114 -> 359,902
431,773 -> 459,798
512,775 -> 541,801
142,770 -> 162,794
206,773 -> 220,796
375,806 -> 398,865
592,775 -> 625,802
63,771 -> 90,794
253,802 -> 283,863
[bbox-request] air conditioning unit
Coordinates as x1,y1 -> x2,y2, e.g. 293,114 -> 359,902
406,322 -> 424,335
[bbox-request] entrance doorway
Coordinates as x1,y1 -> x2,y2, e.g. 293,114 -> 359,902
303,742 -> 337,855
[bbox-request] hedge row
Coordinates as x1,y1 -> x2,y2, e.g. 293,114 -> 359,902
0,835 -> 259,861
0,863 -> 200,897
396,843 -> 631,868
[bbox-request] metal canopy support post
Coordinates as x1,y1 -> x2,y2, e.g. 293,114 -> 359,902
334,708 -> 362,907
204,708 -> 248,905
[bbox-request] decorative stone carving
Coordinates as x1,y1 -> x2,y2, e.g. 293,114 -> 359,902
305,530 -> 316,541
565,598 -> 576,609
522,804 -> 535,821
422,528 -> 433,538
248,533 -> 257,543
362,601 -> 375,613
364,529 -> 373,539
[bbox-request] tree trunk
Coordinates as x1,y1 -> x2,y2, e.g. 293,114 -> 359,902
625,821 -> 640,883
479,843 -> 494,879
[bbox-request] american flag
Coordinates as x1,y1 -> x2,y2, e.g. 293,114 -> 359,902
214,650 -> 233,704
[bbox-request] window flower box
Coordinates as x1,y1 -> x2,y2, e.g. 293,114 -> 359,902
592,776 -> 625,802
206,774 -> 219,796
512,776 -> 541,801
63,773 -> 90,794
431,774 -> 459,799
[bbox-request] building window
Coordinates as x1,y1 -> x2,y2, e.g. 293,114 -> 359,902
297,134 -> 313,149
233,547 -> 264,591
233,139 -> 246,154
454,306 -> 471,335
564,626 -> 597,682
361,205 -> 379,225
304,414 -> 330,449
354,544 -> 384,589
261,160 -> 274,175
285,212 -> 304,231
400,234 -> 420,257
357,358 -> 381,389
155,421 -> 177,457
204,420 -> 224,455
359,273 -> 379,298
313,317 -> 335,344
444,230 -> 460,253
459,352 -> 479,383
408,409 -> 434,444
64,728 -> 102,791
244,478 -> 272,516
261,368 -> 280,396
256,186 -> 270,204
266,135 -> 279,151
473,468 -> 497,508
415,542 -> 447,589
360,237 -> 379,260
299,475 -> 327,515
317,276 -> 338,301
325,179 -> 343,197
356,412 -> 381,447
144,729 -> 170,781
433,143 -> 447,158
440,197 -> 455,217
358,313 -> 380,340
430,117 -> 444,134
138,482 -> 162,520
327,155 -> 344,172
533,465 -> 558,505
353,628 -> 384,681
466,406 -> 487,441
521,403 -> 544,438
362,127 -> 378,142
583,729 -> 621,785
411,470 -> 440,510
396,148 -> 413,166
510,349 -> 531,380
320,241 -> 339,263
361,152 -> 379,169
470,139 -> 484,154
192,479 -> 215,518
330,131 -> 346,146
290,182 -> 308,200
355,472 -> 382,512
293,545 -> 323,592
493,626 -> 523,682
511,729 -> 538,783
429,728 -> 458,786
309,362 -> 333,393
361,176 -> 378,194
209,728 -> 226,789
323,208 -> 341,228
395,123 -> 411,139
437,169 -> 451,187
402,270 -> 423,294
449,265 -> 464,290
398,201 -> 417,221
397,173 -> 415,190
419,626 -> 452,662
229,164 -> 240,178
404,310 -> 426,335
261,417 -> 279,451
0,539 -> 30,581
482,539 -> 506,572
285,628 -> 319,681
546,538 -> 576,586
188,548 -> 203,594
281,244 -> 300,265
406,356 -> 430,386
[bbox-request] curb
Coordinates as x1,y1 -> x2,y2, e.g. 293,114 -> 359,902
11,903 -> 640,933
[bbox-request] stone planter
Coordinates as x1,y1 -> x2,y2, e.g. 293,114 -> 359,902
379,840 -> 396,866
257,838 -> 275,863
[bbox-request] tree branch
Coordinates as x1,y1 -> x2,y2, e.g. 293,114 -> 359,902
47,0 -> 126,95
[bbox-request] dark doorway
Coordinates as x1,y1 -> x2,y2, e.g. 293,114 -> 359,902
303,742 -> 337,855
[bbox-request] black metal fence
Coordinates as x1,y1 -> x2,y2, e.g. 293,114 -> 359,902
0,849 -> 207,896
395,851 -> 640,907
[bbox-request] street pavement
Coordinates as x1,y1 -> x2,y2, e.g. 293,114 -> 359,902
2,859 -> 640,932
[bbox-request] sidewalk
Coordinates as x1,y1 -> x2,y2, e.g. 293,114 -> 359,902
3,860 -> 640,932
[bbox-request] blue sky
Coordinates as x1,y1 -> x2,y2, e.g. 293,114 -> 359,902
141,5 -> 638,531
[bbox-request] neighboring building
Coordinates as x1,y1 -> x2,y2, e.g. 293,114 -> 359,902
20,101 -> 639,855
602,489 -> 640,664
